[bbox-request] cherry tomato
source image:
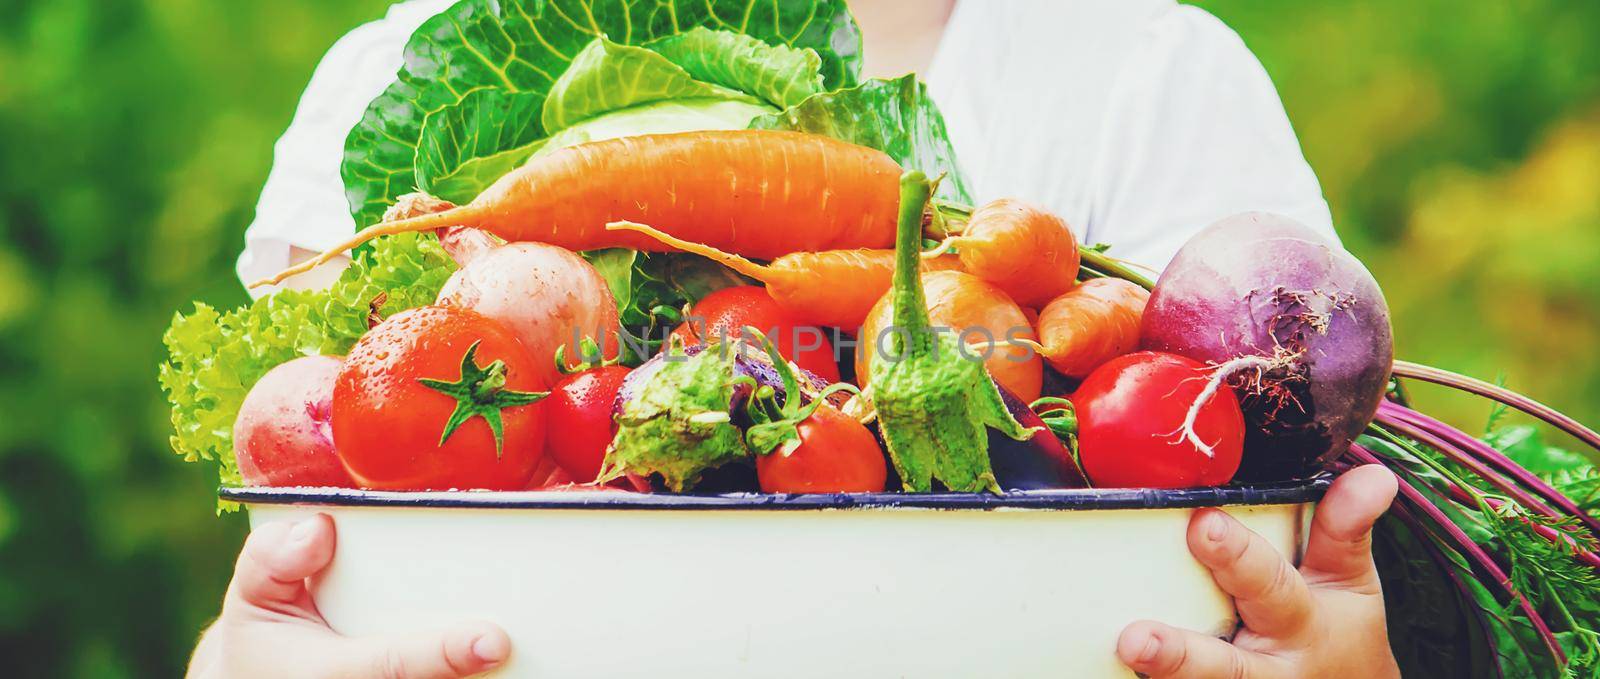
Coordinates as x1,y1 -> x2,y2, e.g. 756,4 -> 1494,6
332,305 -> 549,490
1072,351 -> 1244,489
233,355 -> 353,487
543,365 -> 630,482
671,286 -> 841,382
756,405 -> 887,493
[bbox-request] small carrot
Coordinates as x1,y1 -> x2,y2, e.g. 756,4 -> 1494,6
857,270 -> 1043,402
1026,278 -> 1149,378
926,198 -> 1079,308
607,221 -> 962,329
253,130 -> 904,288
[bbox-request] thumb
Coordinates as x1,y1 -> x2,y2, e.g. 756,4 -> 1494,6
225,514 -> 336,616
1300,464 -> 1398,589
338,622 -> 511,679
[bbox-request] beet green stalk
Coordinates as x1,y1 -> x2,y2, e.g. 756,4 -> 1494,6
1379,400 -> 1600,538
1375,407 -> 1574,529
1383,499 -> 1507,679
871,171 -> 1035,492
1347,442 -> 1568,665
1364,419 -> 1600,575
1392,360 -> 1600,454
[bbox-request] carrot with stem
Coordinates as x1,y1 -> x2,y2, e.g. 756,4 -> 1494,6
253,130 -> 903,288
606,220 -> 962,329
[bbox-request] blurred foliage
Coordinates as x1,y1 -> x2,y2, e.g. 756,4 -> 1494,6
1197,0 -> 1600,444
0,1 -> 391,676
0,0 -> 1595,676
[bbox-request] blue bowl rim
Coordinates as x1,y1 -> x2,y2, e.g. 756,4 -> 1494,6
219,476 -> 1331,511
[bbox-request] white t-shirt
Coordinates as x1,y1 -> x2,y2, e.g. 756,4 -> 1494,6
237,0 -> 1333,293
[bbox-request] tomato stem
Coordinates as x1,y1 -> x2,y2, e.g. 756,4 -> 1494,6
554,336 -> 622,375
418,340 -> 548,457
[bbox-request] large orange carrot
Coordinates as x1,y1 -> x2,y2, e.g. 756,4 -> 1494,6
607,221 -> 962,329
252,130 -> 903,288
926,198 -> 1079,308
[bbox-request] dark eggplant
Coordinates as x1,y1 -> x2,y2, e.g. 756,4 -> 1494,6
989,385 -> 1089,490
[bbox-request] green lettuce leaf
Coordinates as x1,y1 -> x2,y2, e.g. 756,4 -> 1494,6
582,248 -> 641,314
645,27 -> 825,109
414,26 -> 826,202
416,90 -> 547,204
582,248 -> 749,364
541,36 -> 759,132
536,98 -> 773,156
749,74 -> 974,203
584,249 -> 747,325
159,233 -> 457,501
343,0 -> 861,227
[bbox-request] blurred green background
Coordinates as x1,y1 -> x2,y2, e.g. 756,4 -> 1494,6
0,0 -> 1595,676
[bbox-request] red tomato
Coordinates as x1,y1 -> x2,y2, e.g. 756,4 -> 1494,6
522,455 -> 566,490
537,465 -> 575,488
543,365 -> 630,482
1072,351 -> 1244,489
332,306 -> 549,490
756,405 -> 887,493
672,286 -> 841,382
233,355 -> 354,487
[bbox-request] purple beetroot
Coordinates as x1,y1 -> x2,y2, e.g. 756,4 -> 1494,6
1140,212 -> 1394,481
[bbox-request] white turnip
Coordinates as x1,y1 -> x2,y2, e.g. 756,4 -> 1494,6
437,242 -> 622,387
1140,212 -> 1393,481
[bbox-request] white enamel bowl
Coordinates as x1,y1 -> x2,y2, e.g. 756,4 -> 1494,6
225,482 -> 1325,679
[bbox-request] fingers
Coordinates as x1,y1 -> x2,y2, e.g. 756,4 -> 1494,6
225,514 -> 336,615
1118,620 -> 1281,679
340,622 -> 511,679
1187,509 -> 1312,637
1300,464 -> 1397,590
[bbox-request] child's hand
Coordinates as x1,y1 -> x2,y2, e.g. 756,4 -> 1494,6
1117,464 -> 1402,679
186,514 -> 511,679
